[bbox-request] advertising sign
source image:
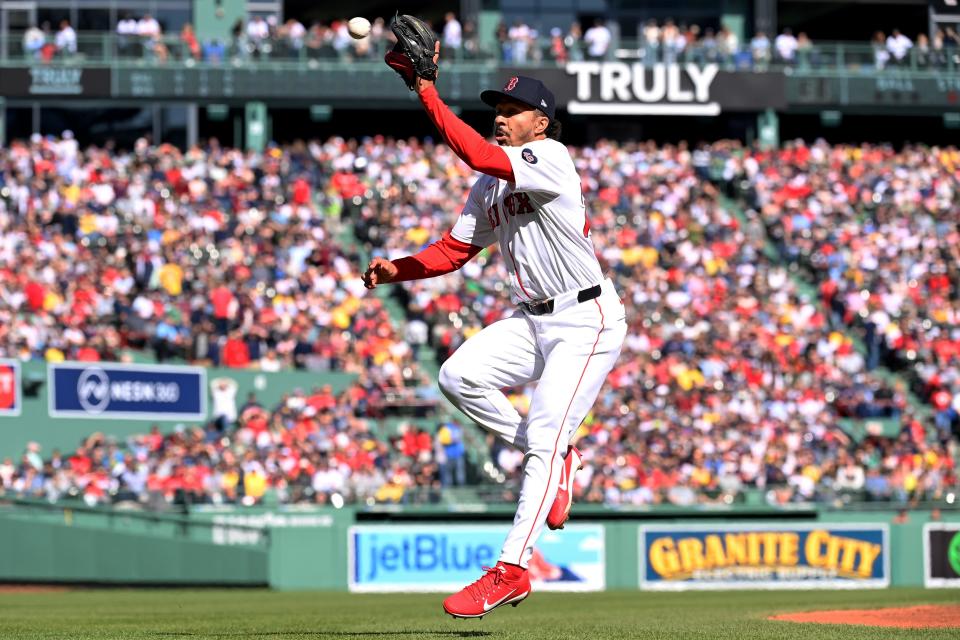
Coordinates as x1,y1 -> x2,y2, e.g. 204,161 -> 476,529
640,524 -> 889,590
0,359 -> 21,416
501,64 -> 787,115
0,67 -> 112,97
924,524 -> 960,588
49,362 -> 206,420
349,524 -> 605,592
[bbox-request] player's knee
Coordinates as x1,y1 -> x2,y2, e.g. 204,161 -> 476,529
437,359 -> 463,399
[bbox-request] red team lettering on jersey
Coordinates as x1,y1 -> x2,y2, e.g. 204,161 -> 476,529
487,192 -> 535,229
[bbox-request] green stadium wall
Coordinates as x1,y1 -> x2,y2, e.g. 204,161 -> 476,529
1,502 -> 956,590
0,506 -> 268,584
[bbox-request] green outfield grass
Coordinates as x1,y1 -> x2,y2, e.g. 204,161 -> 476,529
0,588 -> 958,639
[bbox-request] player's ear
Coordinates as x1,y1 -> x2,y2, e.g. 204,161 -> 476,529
534,112 -> 549,136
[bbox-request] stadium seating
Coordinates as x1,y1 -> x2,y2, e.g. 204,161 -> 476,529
731,141 -> 960,442
0,135 -> 956,509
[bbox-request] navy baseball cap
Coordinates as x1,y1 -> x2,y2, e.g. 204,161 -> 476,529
481,75 -> 556,120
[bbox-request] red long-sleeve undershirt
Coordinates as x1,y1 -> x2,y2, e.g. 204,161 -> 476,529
391,230 -> 484,282
419,85 -> 515,183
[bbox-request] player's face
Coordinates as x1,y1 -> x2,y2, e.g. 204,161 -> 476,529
493,98 -> 549,147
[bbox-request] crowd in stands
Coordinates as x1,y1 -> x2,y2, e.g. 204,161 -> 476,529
494,19 -> 960,70
0,386 -> 469,507
107,13 -> 482,65
361,137 -> 957,507
733,140 -> 960,447
870,27 -> 960,70
0,135 -> 957,509
2,134 -> 457,417
17,12 -> 960,74
0,132 -> 473,507
568,140 -> 955,506
22,20 -> 77,61
495,18 -> 812,68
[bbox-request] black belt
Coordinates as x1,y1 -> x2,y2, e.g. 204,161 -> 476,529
520,284 -> 602,316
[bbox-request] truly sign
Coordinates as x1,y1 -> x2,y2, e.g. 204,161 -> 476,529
565,63 -> 720,116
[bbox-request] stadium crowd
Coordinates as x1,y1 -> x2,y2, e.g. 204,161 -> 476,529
21,11 -> 960,75
0,385 -> 468,507
0,135 -> 956,509
363,137 -> 957,506
733,140 -> 960,446
0,132 -> 466,507
0,133 -> 420,378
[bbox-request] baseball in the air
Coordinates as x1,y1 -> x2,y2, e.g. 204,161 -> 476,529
348,17 -> 371,39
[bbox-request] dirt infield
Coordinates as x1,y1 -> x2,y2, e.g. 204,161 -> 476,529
0,585 -> 71,593
771,605 -> 960,629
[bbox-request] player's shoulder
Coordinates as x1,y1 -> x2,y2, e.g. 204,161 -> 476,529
468,173 -> 498,196
514,138 -> 571,166
473,173 -> 498,190
521,138 -> 568,155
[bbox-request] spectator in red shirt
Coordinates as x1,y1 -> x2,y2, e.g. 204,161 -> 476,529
210,283 -> 235,336
24,280 -> 45,311
222,331 -> 251,368
68,447 -> 92,475
75,345 -> 101,361
307,384 -> 336,413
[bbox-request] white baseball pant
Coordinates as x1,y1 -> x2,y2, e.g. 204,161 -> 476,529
438,277 -> 626,567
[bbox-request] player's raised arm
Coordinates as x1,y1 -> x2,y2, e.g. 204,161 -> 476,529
384,15 -> 514,182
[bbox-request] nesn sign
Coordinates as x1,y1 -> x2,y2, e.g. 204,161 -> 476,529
49,362 -> 206,420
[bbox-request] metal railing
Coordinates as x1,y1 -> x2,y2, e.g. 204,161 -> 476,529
1,495 -> 271,546
349,483 -> 960,512
608,40 -> 959,75
4,33 -> 957,76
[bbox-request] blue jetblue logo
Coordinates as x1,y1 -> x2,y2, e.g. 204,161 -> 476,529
359,534 -> 496,582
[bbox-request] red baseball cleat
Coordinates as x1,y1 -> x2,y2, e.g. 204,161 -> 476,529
442,562 -> 531,619
546,445 -> 582,530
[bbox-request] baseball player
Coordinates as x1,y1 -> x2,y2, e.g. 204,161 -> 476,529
367,15 -> 626,618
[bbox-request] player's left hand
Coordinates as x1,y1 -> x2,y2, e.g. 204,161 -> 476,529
362,257 -> 399,289
412,42 -> 440,94
384,14 -> 438,92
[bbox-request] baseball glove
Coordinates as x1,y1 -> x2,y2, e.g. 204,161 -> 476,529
384,13 -> 438,90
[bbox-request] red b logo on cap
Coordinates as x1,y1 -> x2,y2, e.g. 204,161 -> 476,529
504,77 -> 519,91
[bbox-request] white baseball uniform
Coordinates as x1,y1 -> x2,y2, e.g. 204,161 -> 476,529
438,137 -> 627,567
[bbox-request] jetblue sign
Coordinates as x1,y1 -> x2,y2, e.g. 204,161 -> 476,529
349,524 -> 605,592
49,362 -> 206,420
